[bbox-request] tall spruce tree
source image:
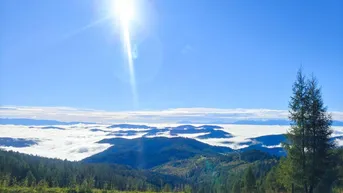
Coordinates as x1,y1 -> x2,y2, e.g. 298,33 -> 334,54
243,167 -> 256,193
287,69 -> 309,192
306,76 -> 334,193
286,69 -> 334,193
232,180 -> 241,193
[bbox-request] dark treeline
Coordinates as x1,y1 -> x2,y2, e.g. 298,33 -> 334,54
172,151 -> 280,193
217,148 -> 343,193
0,150 -> 189,192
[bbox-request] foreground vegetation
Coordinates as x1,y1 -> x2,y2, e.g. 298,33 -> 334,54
0,150 -> 188,192
0,187 -> 178,193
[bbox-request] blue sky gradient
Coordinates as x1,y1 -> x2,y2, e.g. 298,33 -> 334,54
1,0 -> 342,111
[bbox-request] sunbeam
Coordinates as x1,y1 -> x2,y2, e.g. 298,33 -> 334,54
121,14 -> 138,105
60,0 -> 140,106
113,0 -> 138,105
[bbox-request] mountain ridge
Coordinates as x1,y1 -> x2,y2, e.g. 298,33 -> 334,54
83,137 -> 233,169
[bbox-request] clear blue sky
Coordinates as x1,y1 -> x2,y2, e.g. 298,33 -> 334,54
1,0 -> 342,111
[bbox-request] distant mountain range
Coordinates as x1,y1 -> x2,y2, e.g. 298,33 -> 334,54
232,119 -> 343,126
104,124 -> 234,139
1,118 -> 343,126
0,118 -> 95,125
233,119 -> 291,125
178,119 -> 343,126
107,124 -> 154,129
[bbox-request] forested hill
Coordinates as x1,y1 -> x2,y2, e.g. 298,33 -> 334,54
0,149 -> 188,192
153,150 -> 279,192
1,147 -> 342,192
83,137 -> 233,169
0,147 -> 281,193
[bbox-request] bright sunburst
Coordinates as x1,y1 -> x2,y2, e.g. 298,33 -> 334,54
115,0 -> 135,23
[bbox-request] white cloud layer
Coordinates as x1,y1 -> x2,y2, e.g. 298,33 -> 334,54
1,106 -> 342,160
0,124 -> 113,160
1,106 -> 343,123
1,123 -> 342,161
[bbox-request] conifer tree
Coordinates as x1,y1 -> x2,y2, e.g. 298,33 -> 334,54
286,69 -> 334,193
286,69 -> 309,192
243,167 -> 256,193
306,76 -> 334,192
232,180 -> 241,193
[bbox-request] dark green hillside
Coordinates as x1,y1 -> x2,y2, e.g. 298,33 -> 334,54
153,150 -> 278,192
83,137 -> 233,169
0,150 -> 187,192
2,146 -> 342,192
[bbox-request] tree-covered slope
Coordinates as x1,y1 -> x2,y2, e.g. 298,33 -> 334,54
0,150 -> 187,192
153,150 -> 278,192
83,137 -> 233,169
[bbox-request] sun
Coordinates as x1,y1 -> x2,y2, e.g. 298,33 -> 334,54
113,0 -> 135,24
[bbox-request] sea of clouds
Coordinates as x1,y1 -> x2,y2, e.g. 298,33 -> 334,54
1,123 -> 343,161
1,106 -> 343,161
